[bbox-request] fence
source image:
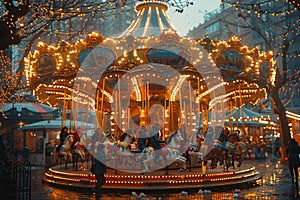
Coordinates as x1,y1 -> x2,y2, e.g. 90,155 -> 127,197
0,159 -> 31,200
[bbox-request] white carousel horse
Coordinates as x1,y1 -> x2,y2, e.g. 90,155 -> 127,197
139,130 -> 188,172
139,146 -> 155,172
165,130 -> 187,170
187,130 -> 204,164
72,132 -> 87,170
93,133 -> 117,156
54,135 -> 74,165
114,132 -> 135,166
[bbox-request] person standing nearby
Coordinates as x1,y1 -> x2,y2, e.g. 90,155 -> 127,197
287,138 -> 300,187
91,144 -> 111,200
23,144 -> 30,160
274,137 -> 281,157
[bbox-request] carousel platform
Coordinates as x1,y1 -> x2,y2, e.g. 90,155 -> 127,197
44,161 -> 262,190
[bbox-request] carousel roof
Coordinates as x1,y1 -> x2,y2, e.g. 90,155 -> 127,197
118,0 -> 175,38
24,0 -> 277,134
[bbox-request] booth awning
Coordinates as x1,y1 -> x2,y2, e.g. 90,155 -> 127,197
0,103 -> 60,123
226,106 -> 271,119
20,119 -> 95,130
1,103 -> 58,113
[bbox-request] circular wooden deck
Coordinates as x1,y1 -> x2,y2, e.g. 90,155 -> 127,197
44,162 -> 262,190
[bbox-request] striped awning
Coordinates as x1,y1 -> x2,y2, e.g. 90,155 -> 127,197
1,103 -> 58,113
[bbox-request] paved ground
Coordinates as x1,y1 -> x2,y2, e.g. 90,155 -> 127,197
31,158 -> 299,200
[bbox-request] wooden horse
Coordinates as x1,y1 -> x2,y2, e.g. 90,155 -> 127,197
139,130 -> 187,173
139,146 -> 155,172
93,133 -> 117,156
201,127 -> 227,170
187,129 -> 205,166
114,132 -> 135,168
54,135 -> 74,169
164,130 -> 187,171
72,132 -> 87,170
226,133 -> 249,168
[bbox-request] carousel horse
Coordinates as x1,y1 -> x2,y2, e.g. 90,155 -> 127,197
226,133 -> 249,168
114,132 -> 135,166
72,132 -> 87,170
163,130 -> 187,171
187,129 -> 205,165
139,146 -> 155,172
139,130 -> 187,172
54,135 -> 74,168
185,131 -> 204,170
93,133 -> 117,156
201,127 -> 227,170
216,132 -> 247,170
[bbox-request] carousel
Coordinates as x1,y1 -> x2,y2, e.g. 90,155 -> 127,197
25,0 -> 276,190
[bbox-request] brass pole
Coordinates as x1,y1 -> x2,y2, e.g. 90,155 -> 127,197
62,89 -> 67,128
239,85 -> 245,137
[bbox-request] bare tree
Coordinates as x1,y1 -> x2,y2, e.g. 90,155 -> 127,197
221,0 -> 300,158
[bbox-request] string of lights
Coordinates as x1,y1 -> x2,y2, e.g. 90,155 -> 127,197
0,50 -> 25,106
222,0 -> 298,16
0,0 -> 194,51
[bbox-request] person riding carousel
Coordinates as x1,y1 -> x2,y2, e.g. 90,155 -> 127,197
91,128 -> 106,152
56,126 -> 69,152
70,127 -> 85,150
219,127 -> 229,153
137,126 -> 149,151
147,123 -> 165,150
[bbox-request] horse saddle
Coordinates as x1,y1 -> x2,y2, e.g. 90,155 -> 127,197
75,142 -> 84,149
226,142 -> 235,151
213,140 -> 223,149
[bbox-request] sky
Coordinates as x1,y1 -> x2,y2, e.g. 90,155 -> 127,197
167,0 -> 221,36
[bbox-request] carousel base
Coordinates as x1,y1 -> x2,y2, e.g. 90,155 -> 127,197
44,162 -> 262,190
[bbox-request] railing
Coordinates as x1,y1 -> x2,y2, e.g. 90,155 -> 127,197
0,159 -> 31,200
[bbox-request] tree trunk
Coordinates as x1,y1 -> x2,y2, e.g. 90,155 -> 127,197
270,87 -> 290,162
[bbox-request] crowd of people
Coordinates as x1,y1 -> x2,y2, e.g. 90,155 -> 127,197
245,137 -> 281,159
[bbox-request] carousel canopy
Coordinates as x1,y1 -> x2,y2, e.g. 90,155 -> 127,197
25,0 -> 277,135
118,0 -> 175,38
